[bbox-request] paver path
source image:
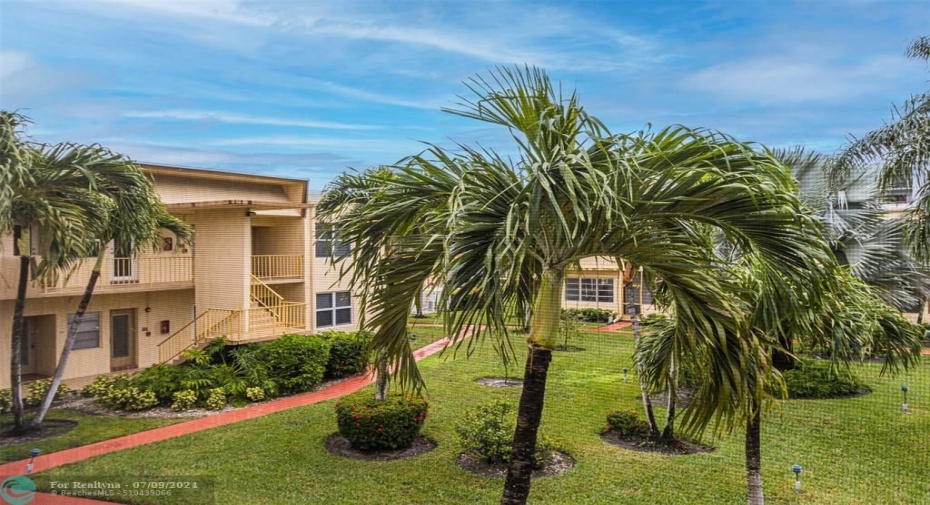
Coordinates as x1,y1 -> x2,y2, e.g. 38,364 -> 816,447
1,330 -> 471,504
596,320 -> 632,332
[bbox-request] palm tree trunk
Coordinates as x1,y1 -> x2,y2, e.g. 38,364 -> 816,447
374,349 -> 388,401
632,315 -> 660,437
661,355 -> 677,441
501,268 -> 561,505
10,255 -> 29,432
746,405 -> 764,505
30,251 -> 105,428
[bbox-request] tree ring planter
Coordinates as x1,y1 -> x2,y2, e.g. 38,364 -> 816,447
1,419 -> 77,445
325,434 -> 437,461
456,451 -> 574,479
475,377 -> 523,388
600,431 -> 714,456
553,345 -> 585,352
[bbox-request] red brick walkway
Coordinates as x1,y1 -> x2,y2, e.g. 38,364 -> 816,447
1,331 -> 470,504
596,320 -> 632,332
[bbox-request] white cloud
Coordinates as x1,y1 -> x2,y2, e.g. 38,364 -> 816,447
124,109 -> 381,130
682,54 -> 913,104
210,135 -> 417,153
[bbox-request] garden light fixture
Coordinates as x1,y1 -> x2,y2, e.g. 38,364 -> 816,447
25,448 -> 40,475
622,367 -> 629,383
902,385 -> 909,413
791,464 -> 802,494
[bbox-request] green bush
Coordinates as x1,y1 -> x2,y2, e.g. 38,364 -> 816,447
455,400 -> 553,469
254,334 -> 331,395
132,364 -> 183,405
245,387 -> 265,402
24,379 -> 70,407
322,331 -> 371,380
205,388 -> 227,410
335,391 -> 428,451
81,375 -> 112,398
0,389 -> 11,414
100,385 -> 158,411
605,409 -> 649,436
784,360 -> 867,399
171,390 -> 198,411
561,308 -> 615,323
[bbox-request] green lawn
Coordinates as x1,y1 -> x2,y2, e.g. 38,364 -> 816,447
0,409 -> 187,464
30,330 -> 930,504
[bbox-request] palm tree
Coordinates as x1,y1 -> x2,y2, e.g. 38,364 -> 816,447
784,147 -> 930,313
0,110 -> 192,431
318,66 -> 831,505
28,158 -> 191,429
835,35 -> 930,262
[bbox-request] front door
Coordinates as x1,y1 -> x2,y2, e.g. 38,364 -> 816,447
20,318 -> 35,374
110,310 -> 136,369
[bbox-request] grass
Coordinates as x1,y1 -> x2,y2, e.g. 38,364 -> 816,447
0,409 -> 187,464
28,329 -> 930,504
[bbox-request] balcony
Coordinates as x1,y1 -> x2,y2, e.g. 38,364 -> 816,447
0,253 -> 194,299
251,255 -> 304,281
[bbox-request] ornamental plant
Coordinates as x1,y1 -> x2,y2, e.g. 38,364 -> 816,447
171,390 -> 198,411
605,408 -> 649,436
334,390 -> 428,451
205,388 -> 227,410
25,379 -> 70,407
455,400 -> 554,469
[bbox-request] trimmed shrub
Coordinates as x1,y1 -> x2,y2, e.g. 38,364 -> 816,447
0,389 -> 11,414
322,331 -> 371,380
81,375 -> 112,398
24,379 -> 70,407
784,360 -> 866,399
205,388 -> 227,410
132,364 -> 184,405
335,391 -> 428,451
605,409 -> 649,436
254,334 -> 331,394
455,400 -> 553,469
561,308 -> 615,323
100,385 -> 158,411
245,387 -> 265,402
171,390 -> 198,411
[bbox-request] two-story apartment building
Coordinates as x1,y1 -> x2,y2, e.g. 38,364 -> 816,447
0,164 -> 359,388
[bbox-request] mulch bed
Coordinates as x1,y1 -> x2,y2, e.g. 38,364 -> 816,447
600,430 -> 714,456
475,377 -> 523,388
456,451 -> 575,479
325,434 -> 437,461
553,345 -> 585,352
0,419 -> 78,446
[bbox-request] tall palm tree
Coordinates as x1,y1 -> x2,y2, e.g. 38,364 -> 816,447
318,66 -> 831,505
835,35 -> 930,262
0,111 -> 192,431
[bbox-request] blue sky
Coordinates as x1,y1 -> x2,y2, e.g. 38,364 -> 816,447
1,0 -> 928,190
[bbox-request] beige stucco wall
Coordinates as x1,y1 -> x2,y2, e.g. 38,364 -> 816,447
0,289 -> 195,388
191,209 -> 251,312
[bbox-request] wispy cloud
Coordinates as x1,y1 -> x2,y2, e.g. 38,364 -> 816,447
124,109 -> 381,130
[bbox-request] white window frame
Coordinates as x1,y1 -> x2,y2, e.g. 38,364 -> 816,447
316,291 -> 352,328
68,312 -> 101,350
565,278 -> 614,303
315,224 -> 350,258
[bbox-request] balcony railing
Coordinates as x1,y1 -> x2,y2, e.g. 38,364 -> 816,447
252,255 -> 304,280
42,254 -> 193,292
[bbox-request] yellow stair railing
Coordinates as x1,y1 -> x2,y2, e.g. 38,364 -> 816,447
156,309 -> 237,363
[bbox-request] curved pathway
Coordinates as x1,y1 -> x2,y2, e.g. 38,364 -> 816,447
1,330 -> 472,504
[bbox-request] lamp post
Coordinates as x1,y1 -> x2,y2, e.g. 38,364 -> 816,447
902,385 -> 909,413
791,464 -> 802,494
622,367 -> 629,383
25,448 -> 40,475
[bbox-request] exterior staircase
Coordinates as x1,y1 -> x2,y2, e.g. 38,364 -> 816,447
157,277 -> 306,364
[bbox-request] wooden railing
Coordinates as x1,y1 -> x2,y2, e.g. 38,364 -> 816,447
37,254 -> 193,292
157,309 -> 236,363
251,255 -> 303,279
158,303 -> 307,363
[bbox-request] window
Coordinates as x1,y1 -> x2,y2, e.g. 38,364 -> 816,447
565,278 -> 614,303
316,291 -> 352,328
315,224 -> 350,258
68,312 -> 101,349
